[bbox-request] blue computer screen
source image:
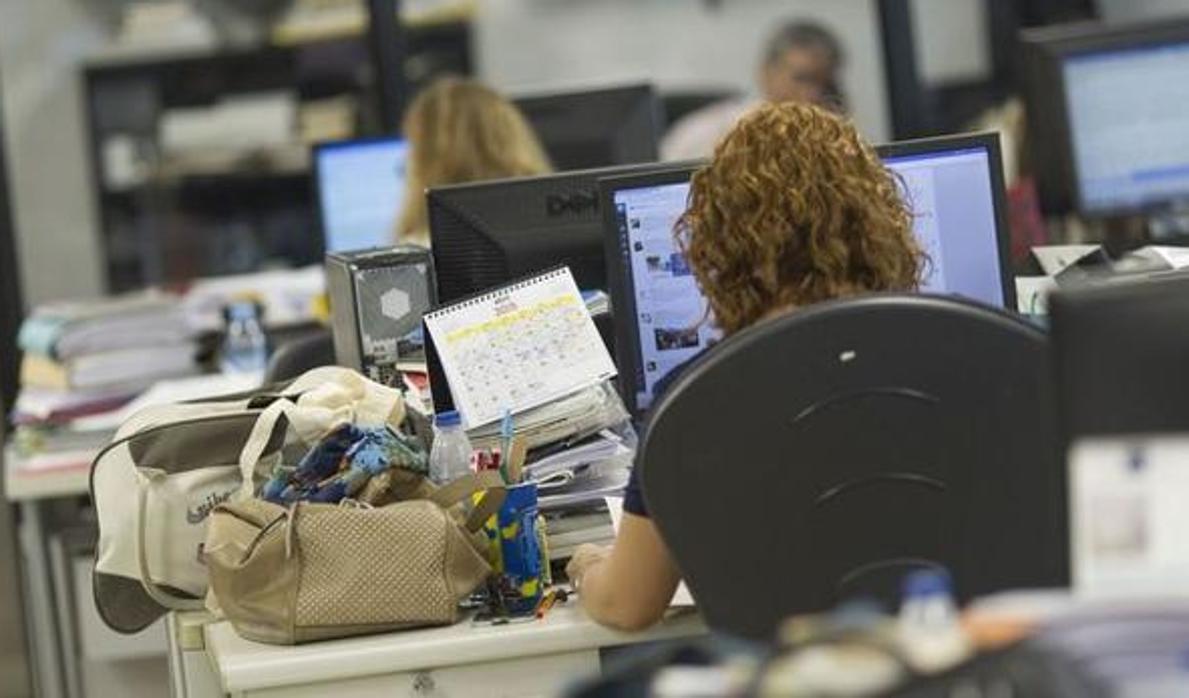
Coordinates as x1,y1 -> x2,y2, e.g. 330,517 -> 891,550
315,138 -> 409,252
613,144 -> 1006,411
1063,42 -> 1189,213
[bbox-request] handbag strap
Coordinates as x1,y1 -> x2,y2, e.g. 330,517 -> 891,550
429,471 -> 507,533
135,477 -> 205,611
236,398 -> 297,498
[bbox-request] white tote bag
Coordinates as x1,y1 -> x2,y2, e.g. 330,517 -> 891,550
92,367 -> 405,632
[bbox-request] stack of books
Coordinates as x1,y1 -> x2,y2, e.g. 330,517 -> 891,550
11,292 -> 200,475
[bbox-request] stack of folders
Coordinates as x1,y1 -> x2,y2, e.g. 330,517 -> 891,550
12,292 -> 199,475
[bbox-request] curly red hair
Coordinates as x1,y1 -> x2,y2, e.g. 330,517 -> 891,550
677,103 -> 925,336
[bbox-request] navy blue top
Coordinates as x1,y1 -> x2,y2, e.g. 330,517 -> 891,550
622,361 -> 691,517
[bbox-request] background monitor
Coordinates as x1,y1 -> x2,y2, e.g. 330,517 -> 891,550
426,161 -> 697,304
514,83 -> 663,171
1023,19 -> 1189,216
603,133 -> 1014,417
314,137 -> 409,253
1050,271 -> 1189,444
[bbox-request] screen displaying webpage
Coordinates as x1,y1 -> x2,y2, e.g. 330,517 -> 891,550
613,182 -> 718,411
614,145 -> 1004,411
1064,43 -> 1189,212
884,146 -> 1005,308
317,139 -> 409,252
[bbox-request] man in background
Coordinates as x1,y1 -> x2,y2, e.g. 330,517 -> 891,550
661,20 -> 847,161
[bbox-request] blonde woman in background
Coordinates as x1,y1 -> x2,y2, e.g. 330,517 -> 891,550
396,78 -> 552,246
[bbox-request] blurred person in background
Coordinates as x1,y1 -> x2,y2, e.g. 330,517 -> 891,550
661,20 -> 847,161
396,78 -> 552,246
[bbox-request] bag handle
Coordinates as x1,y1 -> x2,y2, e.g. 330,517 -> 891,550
236,398 -> 298,498
429,471 -> 507,533
135,477 -> 205,611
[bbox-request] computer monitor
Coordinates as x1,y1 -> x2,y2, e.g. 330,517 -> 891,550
602,133 -> 1014,417
513,84 -> 662,171
426,161 -> 699,304
1023,19 -> 1189,216
313,137 -> 409,253
1050,270 -> 1189,444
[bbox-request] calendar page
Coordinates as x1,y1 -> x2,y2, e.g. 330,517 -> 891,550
423,267 -> 617,429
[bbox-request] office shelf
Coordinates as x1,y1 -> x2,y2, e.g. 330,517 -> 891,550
83,22 -> 472,293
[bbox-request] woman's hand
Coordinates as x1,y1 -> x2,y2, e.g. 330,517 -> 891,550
565,544 -> 611,591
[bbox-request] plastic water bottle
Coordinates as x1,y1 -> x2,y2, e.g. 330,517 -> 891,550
220,300 -> 268,374
897,569 -> 971,673
429,410 -> 473,485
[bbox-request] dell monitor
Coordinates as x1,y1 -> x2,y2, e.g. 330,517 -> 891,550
426,161 -> 699,304
1023,19 -> 1189,216
603,133 -> 1014,417
514,84 -> 662,171
313,137 -> 409,253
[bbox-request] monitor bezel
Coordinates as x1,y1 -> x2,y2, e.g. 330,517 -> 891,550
876,131 -> 1017,314
311,135 -> 407,254
1022,18 -> 1189,217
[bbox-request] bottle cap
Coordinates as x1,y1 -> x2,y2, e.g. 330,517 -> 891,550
902,569 -> 953,600
434,410 -> 462,428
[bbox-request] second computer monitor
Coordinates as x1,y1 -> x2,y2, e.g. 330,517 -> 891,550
602,133 -> 1014,416
314,137 -> 409,253
514,84 -> 662,171
427,162 -> 698,304
1023,19 -> 1189,215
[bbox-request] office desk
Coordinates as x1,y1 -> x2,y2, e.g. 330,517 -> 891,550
173,606 -> 707,698
4,446 -> 94,698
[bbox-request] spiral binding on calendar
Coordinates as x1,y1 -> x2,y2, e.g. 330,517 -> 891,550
425,265 -> 571,318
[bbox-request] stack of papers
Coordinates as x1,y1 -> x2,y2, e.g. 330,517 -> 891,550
468,385 -> 622,453
18,291 -> 199,394
19,291 -> 191,359
12,291 -> 204,477
526,432 -> 631,481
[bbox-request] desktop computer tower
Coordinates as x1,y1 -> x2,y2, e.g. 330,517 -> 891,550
326,246 -> 435,386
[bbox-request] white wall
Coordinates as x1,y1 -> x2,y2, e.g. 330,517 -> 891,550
0,0 -> 109,305
475,0 -> 891,143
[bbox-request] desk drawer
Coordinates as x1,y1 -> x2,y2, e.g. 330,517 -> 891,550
243,650 -> 599,698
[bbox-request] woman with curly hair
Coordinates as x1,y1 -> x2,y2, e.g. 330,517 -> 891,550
566,102 -> 926,631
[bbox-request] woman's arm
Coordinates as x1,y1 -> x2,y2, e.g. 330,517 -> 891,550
565,512 -> 682,631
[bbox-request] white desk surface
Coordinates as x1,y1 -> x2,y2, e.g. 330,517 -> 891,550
204,605 -> 707,694
3,446 -> 92,501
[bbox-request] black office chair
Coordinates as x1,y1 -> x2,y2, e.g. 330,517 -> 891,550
640,295 -> 1066,640
264,328 -> 336,383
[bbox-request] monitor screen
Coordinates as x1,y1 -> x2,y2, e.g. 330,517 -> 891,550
882,145 -> 1007,306
1062,42 -> 1189,213
611,180 -> 722,412
607,135 -> 1011,414
315,138 -> 409,253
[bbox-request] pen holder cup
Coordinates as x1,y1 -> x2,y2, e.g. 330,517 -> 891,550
483,482 -> 544,614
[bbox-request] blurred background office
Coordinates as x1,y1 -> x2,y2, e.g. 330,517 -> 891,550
6,0 -> 1189,696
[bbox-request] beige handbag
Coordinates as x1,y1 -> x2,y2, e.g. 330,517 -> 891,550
204,472 -> 506,645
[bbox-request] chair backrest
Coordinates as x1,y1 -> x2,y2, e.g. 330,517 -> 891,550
640,295 -> 1066,640
264,329 -> 335,384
